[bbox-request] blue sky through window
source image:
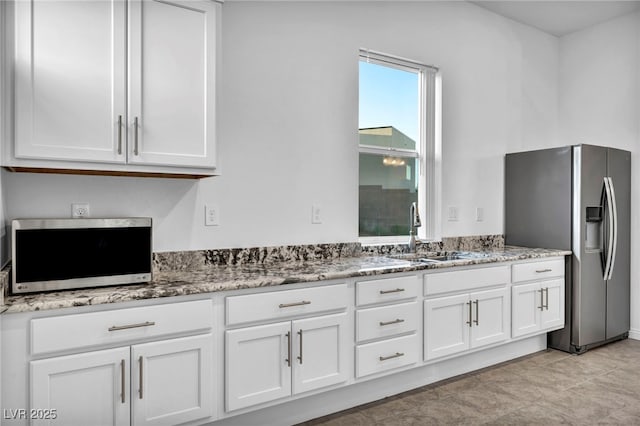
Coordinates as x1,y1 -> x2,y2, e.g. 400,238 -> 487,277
359,61 -> 419,142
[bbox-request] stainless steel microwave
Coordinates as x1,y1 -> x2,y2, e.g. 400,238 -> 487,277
11,218 -> 152,294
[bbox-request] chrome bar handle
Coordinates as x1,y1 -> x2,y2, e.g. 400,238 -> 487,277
379,352 -> 404,361
138,356 -> 143,399
544,287 -> 549,310
538,289 -> 544,311
607,177 -> 618,280
297,330 -> 303,364
473,299 -> 479,325
120,359 -> 126,404
603,177 -> 615,280
466,301 -> 472,327
379,318 -> 405,326
535,269 -> 552,273
285,331 -> 291,367
279,301 -> 311,308
117,115 -> 123,155
108,321 -> 155,332
134,116 -> 140,156
380,288 -> 405,294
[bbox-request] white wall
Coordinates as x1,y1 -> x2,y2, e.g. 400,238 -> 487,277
2,1 -> 560,251
555,11 -> 640,338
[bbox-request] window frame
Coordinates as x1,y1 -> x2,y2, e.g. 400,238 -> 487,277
358,49 -> 441,244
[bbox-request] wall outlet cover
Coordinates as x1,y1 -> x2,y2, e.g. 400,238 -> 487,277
71,203 -> 90,218
205,205 -> 220,226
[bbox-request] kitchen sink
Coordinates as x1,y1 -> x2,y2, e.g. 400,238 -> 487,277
387,251 -> 491,263
420,254 -> 467,262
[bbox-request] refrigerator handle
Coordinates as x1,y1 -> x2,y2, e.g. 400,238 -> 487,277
607,177 -> 618,280
603,177 -> 615,280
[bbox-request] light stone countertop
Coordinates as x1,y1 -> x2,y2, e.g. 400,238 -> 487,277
1,246 -> 570,314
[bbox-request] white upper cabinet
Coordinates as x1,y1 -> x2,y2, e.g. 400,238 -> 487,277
127,0 -> 216,168
11,0 -> 218,175
14,0 -> 127,163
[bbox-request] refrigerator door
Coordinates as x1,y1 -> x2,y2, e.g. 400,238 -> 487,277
605,148 -> 630,339
505,147 -> 572,250
572,145 -> 607,348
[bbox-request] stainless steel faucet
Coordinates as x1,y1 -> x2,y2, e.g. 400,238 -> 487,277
409,202 -> 422,252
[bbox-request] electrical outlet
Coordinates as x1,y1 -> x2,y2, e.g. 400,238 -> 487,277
205,205 -> 220,226
312,204 -> 322,224
476,207 -> 484,222
71,203 -> 90,218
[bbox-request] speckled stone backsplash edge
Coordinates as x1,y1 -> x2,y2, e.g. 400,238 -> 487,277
153,235 -> 504,272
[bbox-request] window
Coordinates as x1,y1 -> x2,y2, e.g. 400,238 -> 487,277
358,50 -> 441,243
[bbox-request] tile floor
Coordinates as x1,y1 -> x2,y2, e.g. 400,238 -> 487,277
301,338 -> 640,425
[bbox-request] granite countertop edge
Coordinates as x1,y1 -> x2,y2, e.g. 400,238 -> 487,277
1,246 -> 571,314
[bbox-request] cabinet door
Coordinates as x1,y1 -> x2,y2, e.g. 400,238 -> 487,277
14,0 -> 126,163
540,279 -> 565,331
225,322 -> 292,411
292,313 -> 348,395
424,294 -> 470,361
511,283 -> 542,338
128,0 -> 217,168
131,334 -> 214,426
31,347 -> 130,426
469,287 -> 510,349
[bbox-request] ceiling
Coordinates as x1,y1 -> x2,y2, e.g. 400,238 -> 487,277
470,1 -> 640,36
227,0 -> 640,38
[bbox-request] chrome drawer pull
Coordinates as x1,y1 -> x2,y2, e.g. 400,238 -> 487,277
379,288 -> 405,294
108,321 -> 156,332
379,318 -> 405,326
133,116 -> 140,156
117,115 -> 123,155
535,269 -> 552,273
120,359 -> 126,404
285,331 -> 292,367
138,356 -> 144,399
473,299 -> 479,325
379,352 -> 405,361
279,301 -> 311,308
544,287 -> 549,310
538,289 -> 545,311
297,330 -> 303,364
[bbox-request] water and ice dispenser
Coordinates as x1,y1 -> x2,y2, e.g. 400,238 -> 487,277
585,206 -> 602,251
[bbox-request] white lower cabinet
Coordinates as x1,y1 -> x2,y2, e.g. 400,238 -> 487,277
354,276 -> 420,379
356,334 -> 419,378
225,313 -> 348,412
424,287 -> 510,361
30,334 -> 214,426
512,278 -> 564,337
31,347 -> 131,426
511,259 -> 565,338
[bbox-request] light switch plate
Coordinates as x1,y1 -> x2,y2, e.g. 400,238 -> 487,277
476,207 -> 484,222
312,204 -> 322,224
447,206 -> 459,222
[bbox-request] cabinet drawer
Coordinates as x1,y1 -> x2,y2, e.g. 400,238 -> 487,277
356,333 -> 419,378
31,300 -> 213,356
424,266 -> 509,296
356,275 -> 419,306
226,284 -> 347,326
512,258 -> 564,283
356,301 -> 418,342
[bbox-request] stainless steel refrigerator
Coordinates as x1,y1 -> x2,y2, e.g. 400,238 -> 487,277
505,144 -> 630,354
